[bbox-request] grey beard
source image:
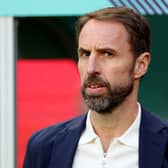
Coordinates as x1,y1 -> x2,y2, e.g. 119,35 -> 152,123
81,79 -> 134,114
83,95 -> 113,113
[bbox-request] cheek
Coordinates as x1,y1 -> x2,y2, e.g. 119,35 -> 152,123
103,65 -> 132,83
111,59 -> 134,73
78,61 -> 83,75
78,62 -> 86,83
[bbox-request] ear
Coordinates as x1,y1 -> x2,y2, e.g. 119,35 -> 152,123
134,52 -> 151,79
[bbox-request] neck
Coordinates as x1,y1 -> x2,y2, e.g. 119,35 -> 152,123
90,97 -> 139,152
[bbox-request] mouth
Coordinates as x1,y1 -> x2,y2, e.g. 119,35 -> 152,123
87,83 -> 106,88
85,83 -> 107,95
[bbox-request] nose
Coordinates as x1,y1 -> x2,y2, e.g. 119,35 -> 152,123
87,55 -> 99,75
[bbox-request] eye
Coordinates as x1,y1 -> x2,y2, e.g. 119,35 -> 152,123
104,50 -> 113,57
82,51 -> 90,57
78,49 -> 90,57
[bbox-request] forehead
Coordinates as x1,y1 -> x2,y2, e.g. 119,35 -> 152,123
78,19 -> 129,47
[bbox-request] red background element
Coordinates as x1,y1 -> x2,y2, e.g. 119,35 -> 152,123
17,59 -> 83,168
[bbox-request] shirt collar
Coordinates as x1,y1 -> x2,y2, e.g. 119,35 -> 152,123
79,103 -> 141,148
78,110 -> 97,145
117,103 -> 141,148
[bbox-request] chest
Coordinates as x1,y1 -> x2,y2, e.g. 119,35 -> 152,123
73,139 -> 138,168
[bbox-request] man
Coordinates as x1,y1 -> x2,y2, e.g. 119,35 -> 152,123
23,7 -> 168,168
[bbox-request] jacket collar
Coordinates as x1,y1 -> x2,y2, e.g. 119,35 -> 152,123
139,107 -> 168,168
48,114 -> 87,168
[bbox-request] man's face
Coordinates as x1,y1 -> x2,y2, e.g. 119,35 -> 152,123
78,19 -> 136,113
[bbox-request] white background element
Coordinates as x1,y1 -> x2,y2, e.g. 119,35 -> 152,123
0,17 -> 15,168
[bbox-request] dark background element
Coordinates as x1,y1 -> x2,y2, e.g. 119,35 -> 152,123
16,17 -> 78,60
139,16 -> 168,118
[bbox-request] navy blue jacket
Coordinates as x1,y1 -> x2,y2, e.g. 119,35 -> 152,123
23,108 -> 168,168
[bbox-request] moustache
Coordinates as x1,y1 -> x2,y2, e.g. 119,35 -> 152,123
82,75 -> 109,89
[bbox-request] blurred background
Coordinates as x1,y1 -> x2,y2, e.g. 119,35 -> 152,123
0,0 -> 168,168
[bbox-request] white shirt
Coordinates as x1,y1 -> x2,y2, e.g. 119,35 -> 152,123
72,103 -> 141,168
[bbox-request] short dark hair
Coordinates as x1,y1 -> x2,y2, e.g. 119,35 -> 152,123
76,7 -> 150,58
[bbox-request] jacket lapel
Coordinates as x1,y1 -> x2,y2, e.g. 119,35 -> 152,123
139,108 -> 168,168
48,115 -> 87,168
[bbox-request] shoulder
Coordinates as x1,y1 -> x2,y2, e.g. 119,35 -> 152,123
141,106 -> 168,133
27,114 -> 87,152
23,114 -> 87,167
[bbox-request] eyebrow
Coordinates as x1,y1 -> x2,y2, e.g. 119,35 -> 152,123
78,47 -> 117,53
77,47 -> 90,54
77,47 -> 118,57
96,47 -> 117,55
